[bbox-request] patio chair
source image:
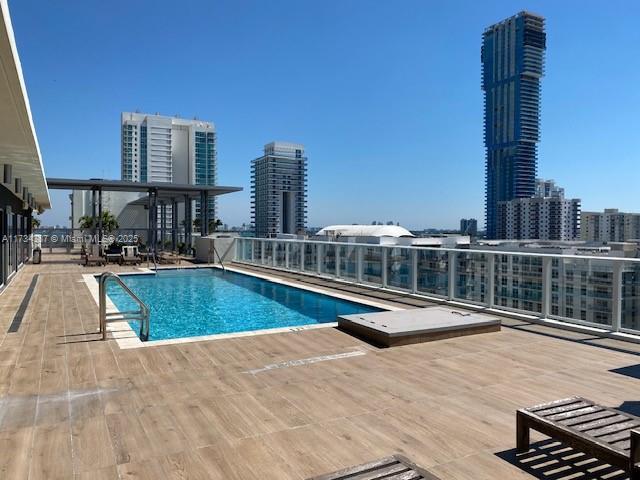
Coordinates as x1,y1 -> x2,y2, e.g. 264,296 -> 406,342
121,245 -> 141,265
517,397 -> 640,479
84,244 -> 105,266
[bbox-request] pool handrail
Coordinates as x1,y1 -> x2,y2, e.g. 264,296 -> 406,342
99,271 -> 150,341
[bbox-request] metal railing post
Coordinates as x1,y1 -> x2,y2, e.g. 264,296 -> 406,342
272,241 -> 277,267
356,246 -> 363,283
411,249 -> 418,294
448,251 -> 457,300
317,243 -> 322,275
335,246 -> 341,278
487,252 -> 495,309
381,247 -> 388,288
542,256 -> 552,319
612,261 -> 623,332
285,242 -> 290,270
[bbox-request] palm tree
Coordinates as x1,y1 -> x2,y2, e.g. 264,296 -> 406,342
79,211 -> 119,233
31,216 -> 41,229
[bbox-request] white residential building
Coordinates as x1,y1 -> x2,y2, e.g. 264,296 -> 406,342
496,179 -> 580,241
581,209 -> 640,242
120,112 -> 217,224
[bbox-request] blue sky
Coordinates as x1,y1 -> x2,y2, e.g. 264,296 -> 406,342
11,0 -> 640,229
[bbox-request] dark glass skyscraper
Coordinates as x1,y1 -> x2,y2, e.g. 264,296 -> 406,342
482,11 -> 546,239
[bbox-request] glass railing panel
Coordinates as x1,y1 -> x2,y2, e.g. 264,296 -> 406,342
494,254 -> 543,314
321,244 -> 336,276
303,243 -> 317,272
252,240 -> 262,265
622,261 -> 640,333
551,258 -> 614,327
240,239 -> 252,262
263,241 -> 274,265
416,250 -> 448,297
289,242 -> 301,270
339,244 -> 358,280
455,252 -> 488,304
362,246 -> 382,285
274,242 -> 286,268
387,247 -> 412,290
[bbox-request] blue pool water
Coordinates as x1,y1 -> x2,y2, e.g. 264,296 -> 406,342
106,268 -> 381,341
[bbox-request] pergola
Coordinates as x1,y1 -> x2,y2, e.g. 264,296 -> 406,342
46,178 -> 242,252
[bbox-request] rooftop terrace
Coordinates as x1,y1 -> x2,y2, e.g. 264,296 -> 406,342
0,251 -> 639,479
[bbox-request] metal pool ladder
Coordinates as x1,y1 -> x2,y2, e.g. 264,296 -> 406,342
99,272 -> 150,341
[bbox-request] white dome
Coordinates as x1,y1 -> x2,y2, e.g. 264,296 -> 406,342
316,225 -> 414,238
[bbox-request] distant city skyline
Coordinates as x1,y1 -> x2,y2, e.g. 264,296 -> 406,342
15,0 -> 640,229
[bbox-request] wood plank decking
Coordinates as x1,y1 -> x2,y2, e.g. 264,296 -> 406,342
0,251 -> 639,479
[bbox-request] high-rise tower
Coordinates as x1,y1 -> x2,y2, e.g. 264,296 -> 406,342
251,142 -> 307,238
482,11 -> 545,239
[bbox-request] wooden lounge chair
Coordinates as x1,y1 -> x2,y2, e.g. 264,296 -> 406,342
517,397 -> 640,479
84,244 -> 105,267
121,246 -> 141,265
307,454 -> 441,480
158,251 -> 181,265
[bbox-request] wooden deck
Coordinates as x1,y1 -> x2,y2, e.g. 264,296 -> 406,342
0,251 -> 640,479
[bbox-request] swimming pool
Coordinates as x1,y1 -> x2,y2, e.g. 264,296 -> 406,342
106,268 -> 381,341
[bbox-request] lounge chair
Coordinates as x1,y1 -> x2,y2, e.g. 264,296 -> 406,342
84,244 -> 105,266
158,251 -> 181,265
307,454 -> 441,479
121,246 -> 141,265
517,397 -> 640,479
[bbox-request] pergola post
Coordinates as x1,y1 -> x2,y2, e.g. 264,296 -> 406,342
148,189 -> 158,257
97,187 -> 103,245
91,188 -> 97,245
171,198 -> 178,251
184,194 -> 191,250
200,190 -> 209,237
160,202 -> 166,251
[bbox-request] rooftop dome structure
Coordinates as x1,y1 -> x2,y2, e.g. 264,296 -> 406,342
316,225 -> 414,238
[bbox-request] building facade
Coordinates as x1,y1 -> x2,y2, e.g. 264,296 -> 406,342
482,11 -> 546,239
0,0 -> 50,291
496,179 -> 580,241
581,209 -> 640,243
121,112 -> 217,225
460,218 -> 478,236
251,142 -> 307,238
